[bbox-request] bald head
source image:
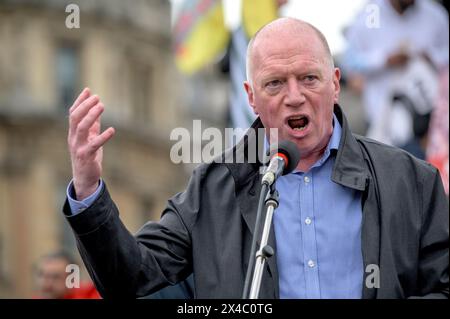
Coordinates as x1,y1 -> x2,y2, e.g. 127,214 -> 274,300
246,18 -> 334,86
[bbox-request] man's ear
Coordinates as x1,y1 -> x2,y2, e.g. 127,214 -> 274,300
244,81 -> 258,115
333,68 -> 341,104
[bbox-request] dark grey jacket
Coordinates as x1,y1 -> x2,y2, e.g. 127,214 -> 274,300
63,105 -> 449,299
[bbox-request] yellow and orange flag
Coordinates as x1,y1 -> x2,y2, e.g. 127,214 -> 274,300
173,0 -> 280,74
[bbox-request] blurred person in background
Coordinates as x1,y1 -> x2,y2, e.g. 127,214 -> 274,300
33,251 -> 100,299
426,67 -> 449,195
343,0 -> 449,154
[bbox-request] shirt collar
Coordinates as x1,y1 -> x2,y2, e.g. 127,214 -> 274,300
329,114 -> 342,152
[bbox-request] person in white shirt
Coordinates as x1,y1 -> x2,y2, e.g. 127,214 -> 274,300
343,0 -> 449,147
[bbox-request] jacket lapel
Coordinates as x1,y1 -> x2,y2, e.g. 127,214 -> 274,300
332,105 -> 381,299
225,118 -> 264,239
331,105 -> 367,191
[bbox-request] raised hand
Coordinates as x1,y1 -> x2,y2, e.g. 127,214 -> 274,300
67,88 -> 115,200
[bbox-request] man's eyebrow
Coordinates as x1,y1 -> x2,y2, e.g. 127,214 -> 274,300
261,67 -> 323,80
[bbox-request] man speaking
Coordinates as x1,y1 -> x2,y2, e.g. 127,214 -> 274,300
63,18 -> 448,298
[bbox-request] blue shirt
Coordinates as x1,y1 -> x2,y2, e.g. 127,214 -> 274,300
67,116 -> 364,299
272,115 -> 363,299
67,180 -> 103,214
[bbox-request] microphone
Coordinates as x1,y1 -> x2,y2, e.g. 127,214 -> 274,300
261,140 -> 300,186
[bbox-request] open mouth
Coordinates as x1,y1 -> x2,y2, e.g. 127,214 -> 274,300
288,116 -> 309,131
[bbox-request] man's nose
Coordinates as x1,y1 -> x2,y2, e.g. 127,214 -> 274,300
284,79 -> 305,107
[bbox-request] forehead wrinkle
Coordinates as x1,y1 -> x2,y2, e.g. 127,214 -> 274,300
254,52 -> 329,85
252,36 -> 331,74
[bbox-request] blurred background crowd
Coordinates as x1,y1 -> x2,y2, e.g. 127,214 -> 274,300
0,0 -> 448,298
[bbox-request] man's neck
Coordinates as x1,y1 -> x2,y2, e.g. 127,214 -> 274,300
295,144 -> 328,173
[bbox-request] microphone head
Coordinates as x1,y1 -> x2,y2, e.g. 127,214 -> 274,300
268,140 -> 301,175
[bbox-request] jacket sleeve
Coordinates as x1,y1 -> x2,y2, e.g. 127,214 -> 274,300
62,169 -> 203,299
411,166 -> 449,299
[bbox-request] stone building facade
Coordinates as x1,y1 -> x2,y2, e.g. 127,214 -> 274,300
0,0 -> 229,297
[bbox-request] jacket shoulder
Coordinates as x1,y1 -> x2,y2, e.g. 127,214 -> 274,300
354,135 -> 438,177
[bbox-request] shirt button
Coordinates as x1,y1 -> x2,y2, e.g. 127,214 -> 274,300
304,176 -> 310,183
307,260 -> 315,268
305,217 -> 312,225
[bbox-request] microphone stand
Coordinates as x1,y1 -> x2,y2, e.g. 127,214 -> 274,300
249,185 -> 279,299
242,182 -> 279,299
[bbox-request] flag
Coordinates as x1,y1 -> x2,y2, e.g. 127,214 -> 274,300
173,0 -> 280,75
242,0 -> 278,38
174,0 -> 229,74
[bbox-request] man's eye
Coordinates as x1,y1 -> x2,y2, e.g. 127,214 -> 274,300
303,75 -> 318,83
266,80 -> 282,88
304,75 -> 318,82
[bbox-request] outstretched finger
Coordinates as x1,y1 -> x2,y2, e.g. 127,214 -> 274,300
69,88 -> 91,114
76,103 -> 104,143
69,95 -> 99,137
87,127 -> 115,156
